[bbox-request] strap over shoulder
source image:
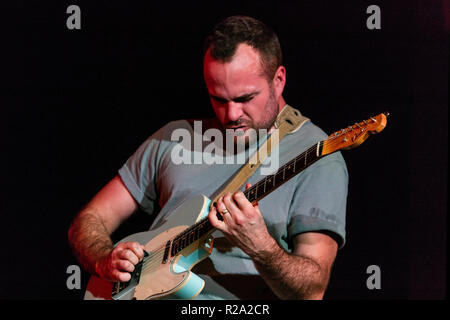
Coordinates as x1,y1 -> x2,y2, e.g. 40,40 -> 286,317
274,104 -> 310,134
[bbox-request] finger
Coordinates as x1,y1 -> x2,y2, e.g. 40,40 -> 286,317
116,259 -> 135,273
216,196 -> 227,215
127,242 -> 145,260
223,193 -> 244,223
232,191 -> 253,212
208,206 -> 227,231
118,248 -> 139,265
112,269 -> 131,283
116,242 -> 144,262
222,193 -> 239,212
216,196 -> 233,224
245,183 -> 259,207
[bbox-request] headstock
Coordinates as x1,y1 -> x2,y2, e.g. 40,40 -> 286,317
321,112 -> 389,156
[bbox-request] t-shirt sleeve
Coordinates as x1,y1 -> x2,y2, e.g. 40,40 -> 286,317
287,153 -> 348,248
118,126 -> 168,216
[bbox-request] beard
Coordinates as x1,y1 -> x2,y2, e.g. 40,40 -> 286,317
231,87 -> 279,149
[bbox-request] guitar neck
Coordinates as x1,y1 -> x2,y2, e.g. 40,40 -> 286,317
243,140 -> 324,204
170,140 -> 326,256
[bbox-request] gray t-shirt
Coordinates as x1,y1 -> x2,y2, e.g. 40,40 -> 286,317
118,115 -> 348,299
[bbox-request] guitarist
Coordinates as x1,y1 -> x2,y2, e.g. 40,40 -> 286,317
68,15 -> 348,300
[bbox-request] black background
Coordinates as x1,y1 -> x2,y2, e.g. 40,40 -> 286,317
1,0 -> 447,300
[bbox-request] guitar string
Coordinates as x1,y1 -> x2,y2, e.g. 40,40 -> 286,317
139,142 -> 323,273
140,221 -> 213,273
138,130 -> 363,274
134,121 -> 375,276
139,144 -> 319,272
139,130 -> 363,273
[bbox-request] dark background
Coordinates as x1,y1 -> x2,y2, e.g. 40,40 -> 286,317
1,0 -> 447,300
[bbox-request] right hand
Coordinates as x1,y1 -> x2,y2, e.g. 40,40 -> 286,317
95,241 -> 145,282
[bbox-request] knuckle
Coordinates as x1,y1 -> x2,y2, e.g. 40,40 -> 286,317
119,248 -> 131,260
131,242 -> 141,252
121,260 -> 135,272
234,191 -> 244,198
234,216 -> 245,225
117,271 -> 131,282
116,242 -> 127,250
216,202 -> 225,211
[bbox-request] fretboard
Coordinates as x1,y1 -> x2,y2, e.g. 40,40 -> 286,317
170,140 -> 325,256
243,140 -> 324,203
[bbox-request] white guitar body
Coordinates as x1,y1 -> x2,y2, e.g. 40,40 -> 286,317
84,194 -> 213,300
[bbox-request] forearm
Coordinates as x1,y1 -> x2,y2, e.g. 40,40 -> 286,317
252,237 -> 329,300
68,210 -> 114,275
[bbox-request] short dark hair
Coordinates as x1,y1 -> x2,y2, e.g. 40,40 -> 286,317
203,15 -> 282,81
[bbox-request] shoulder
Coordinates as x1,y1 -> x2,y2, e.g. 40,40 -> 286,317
289,120 -> 329,146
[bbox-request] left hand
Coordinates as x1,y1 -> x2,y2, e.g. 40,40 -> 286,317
209,184 -> 275,258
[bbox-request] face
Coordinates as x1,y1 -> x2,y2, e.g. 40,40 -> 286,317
203,43 -> 286,146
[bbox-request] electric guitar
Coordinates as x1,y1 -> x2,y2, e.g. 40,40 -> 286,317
84,112 -> 389,300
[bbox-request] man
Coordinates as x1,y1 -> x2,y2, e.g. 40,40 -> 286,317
68,15 -> 348,300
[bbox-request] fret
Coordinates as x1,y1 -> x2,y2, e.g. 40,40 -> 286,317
275,171 -> 283,185
187,231 -> 191,244
196,223 -> 201,239
250,187 -> 255,200
201,220 -> 212,236
246,190 -> 252,203
198,224 -> 203,238
284,163 -> 295,179
171,240 -> 178,256
163,241 -> 171,264
198,221 -> 206,237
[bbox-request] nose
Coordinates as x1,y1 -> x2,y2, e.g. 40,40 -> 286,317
224,101 -> 243,125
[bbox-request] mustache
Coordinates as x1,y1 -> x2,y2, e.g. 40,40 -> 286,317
225,118 -> 247,127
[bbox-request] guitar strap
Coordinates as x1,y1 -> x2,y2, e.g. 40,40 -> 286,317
210,104 -> 309,209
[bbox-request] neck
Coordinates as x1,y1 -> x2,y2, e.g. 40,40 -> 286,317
278,96 -> 286,113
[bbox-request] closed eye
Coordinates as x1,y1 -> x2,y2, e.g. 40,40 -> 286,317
210,95 -> 228,104
210,92 -> 258,104
234,95 -> 254,103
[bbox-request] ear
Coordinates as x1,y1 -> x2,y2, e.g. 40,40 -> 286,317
271,65 -> 286,97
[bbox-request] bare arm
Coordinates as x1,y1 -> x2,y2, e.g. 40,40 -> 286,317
209,188 -> 338,299
251,232 -> 337,299
68,175 -> 144,282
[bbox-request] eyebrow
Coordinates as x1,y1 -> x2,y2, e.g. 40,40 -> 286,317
210,91 -> 259,103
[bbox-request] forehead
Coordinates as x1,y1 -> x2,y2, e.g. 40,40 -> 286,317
203,43 -> 267,95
